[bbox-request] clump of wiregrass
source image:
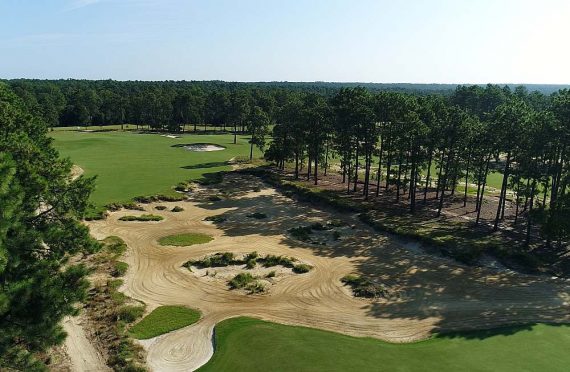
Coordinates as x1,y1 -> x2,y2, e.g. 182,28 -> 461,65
119,214 -> 163,222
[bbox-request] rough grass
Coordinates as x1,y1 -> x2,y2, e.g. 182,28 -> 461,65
199,318 -> 570,372
51,131 -> 261,209
158,233 -> 214,246
128,305 -> 201,340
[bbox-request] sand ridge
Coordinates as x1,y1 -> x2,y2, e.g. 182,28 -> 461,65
87,174 -> 570,371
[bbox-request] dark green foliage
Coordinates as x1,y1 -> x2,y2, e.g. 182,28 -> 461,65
341,275 -> 391,299
310,222 -> 331,231
103,236 -> 128,257
228,273 -> 255,289
265,271 -> 276,278
134,194 -> 184,203
332,231 -> 342,241
113,261 -> 129,277
117,305 -> 145,323
155,205 -> 167,210
288,226 -> 313,241
208,195 -> 222,202
262,255 -> 295,268
171,206 -> 184,212
118,214 -> 163,222
204,215 -> 227,223
185,252 -> 236,268
246,212 -> 267,219
292,264 -> 313,274
0,83 -> 99,369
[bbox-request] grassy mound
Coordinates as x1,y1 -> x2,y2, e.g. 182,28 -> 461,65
129,305 -> 201,340
158,233 -> 214,246
119,214 -> 163,222
199,318 -> 570,372
341,274 -> 392,299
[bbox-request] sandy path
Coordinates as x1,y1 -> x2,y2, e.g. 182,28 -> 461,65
62,315 -> 110,372
87,175 -> 570,371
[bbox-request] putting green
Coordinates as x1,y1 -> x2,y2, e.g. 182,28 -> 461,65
51,130 -> 260,208
199,318 -> 570,372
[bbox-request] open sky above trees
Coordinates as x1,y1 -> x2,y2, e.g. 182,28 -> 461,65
1,0 -> 569,83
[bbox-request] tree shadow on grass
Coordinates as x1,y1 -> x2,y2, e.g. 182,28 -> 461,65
181,161 -> 229,170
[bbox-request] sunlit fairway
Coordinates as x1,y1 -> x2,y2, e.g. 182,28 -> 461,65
158,233 -> 214,246
199,318 -> 570,372
129,306 -> 201,340
51,130 -> 261,208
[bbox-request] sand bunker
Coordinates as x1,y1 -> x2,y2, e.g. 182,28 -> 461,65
87,174 -> 570,371
184,143 -> 225,152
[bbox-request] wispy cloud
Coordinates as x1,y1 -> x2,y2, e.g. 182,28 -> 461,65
65,0 -> 106,11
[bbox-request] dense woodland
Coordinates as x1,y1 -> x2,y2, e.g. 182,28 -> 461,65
0,79 -> 569,369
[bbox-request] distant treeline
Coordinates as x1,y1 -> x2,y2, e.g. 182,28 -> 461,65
3,79 -> 569,131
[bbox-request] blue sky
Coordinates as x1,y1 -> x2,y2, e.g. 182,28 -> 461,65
1,0 -> 569,83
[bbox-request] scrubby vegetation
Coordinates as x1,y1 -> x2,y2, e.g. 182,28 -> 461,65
341,274 -> 393,299
128,306 -> 201,340
293,264 -> 313,274
158,233 -> 214,247
171,206 -> 184,212
113,261 -> 129,277
119,214 -> 164,222
262,254 -> 296,268
247,212 -> 267,219
185,252 -> 236,268
228,273 -> 255,289
208,195 -> 223,202
155,205 -> 167,210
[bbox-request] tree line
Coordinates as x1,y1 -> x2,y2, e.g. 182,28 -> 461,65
266,85 -> 569,250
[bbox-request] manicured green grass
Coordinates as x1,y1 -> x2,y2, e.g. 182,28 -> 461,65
199,318 -> 570,372
158,233 -> 214,246
51,130 -> 261,208
128,305 -> 201,340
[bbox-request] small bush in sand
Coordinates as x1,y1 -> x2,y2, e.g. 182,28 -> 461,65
266,271 -> 276,278
155,205 -> 167,210
208,195 -> 222,202
204,215 -> 227,223
247,212 -> 267,219
262,254 -> 295,268
244,251 -> 259,261
119,214 -> 163,222
113,261 -> 129,277
245,259 -> 257,269
246,281 -> 266,294
310,222 -> 331,231
293,264 -> 313,274
103,236 -> 127,257
288,226 -> 313,242
171,206 -> 184,212
341,274 -> 391,299
229,272 -> 255,289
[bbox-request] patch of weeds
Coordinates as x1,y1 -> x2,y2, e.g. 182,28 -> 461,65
171,206 -> 184,212
208,195 -> 223,202
245,259 -> 257,269
247,212 -> 267,219
155,205 -> 167,210
103,236 -> 127,257
246,281 -> 266,294
228,272 -> 255,289
292,264 -> 313,274
310,222 -> 331,231
265,271 -> 276,278
204,215 -> 227,223
113,261 -> 129,277
108,278 -> 124,291
119,214 -> 163,222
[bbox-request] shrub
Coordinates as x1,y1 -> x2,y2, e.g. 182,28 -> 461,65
113,261 -> 129,277
245,259 -> 256,269
292,263 -> 312,274
288,226 -> 313,241
262,254 -> 295,268
174,182 -> 189,192
122,202 -> 144,211
117,305 -> 145,323
103,236 -> 127,256
310,222 -> 331,231
228,272 -> 255,289
265,271 -> 276,278
119,214 -> 163,222
246,281 -> 266,294
155,205 -> 167,210
341,274 -> 391,299
247,212 -> 267,219
204,215 -> 227,223
208,195 -> 222,202
244,251 -> 259,261
171,206 -> 184,212
186,252 -> 235,268
332,231 -> 342,241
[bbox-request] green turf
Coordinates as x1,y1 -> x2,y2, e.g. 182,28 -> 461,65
50,130 -> 260,208
199,318 -> 570,372
128,305 -> 201,340
158,233 -> 214,246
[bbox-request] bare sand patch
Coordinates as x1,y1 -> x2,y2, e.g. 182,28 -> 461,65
183,143 -> 225,152
86,173 -> 570,371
